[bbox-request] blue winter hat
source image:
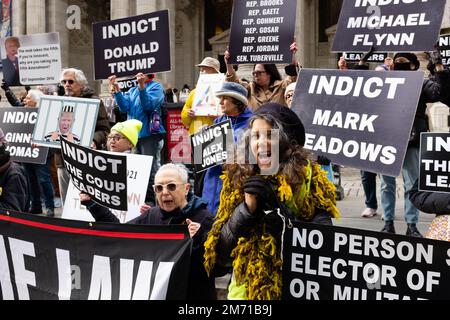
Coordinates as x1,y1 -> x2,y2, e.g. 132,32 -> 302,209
215,82 -> 248,106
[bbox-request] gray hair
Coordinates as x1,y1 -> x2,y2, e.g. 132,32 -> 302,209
27,89 -> 45,104
60,68 -> 88,88
156,163 -> 189,183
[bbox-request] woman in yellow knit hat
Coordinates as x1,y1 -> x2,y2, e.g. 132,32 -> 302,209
203,103 -> 340,300
108,119 -> 142,153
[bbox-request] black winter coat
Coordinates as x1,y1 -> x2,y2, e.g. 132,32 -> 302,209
410,179 -> 450,216
83,193 -> 217,300
0,161 -> 30,212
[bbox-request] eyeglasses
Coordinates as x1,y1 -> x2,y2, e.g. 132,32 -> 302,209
153,183 -> 184,193
61,79 -> 75,85
107,135 -> 125,142
285,93 -> 294,99
252,71 -> 267,77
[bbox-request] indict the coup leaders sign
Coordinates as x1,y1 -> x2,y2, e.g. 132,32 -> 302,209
228,0 -> 297,64
332,0 -> 446,53
292,69 -> 424,177
93,10 -> 171,80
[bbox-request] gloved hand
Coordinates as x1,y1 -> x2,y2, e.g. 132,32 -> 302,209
25,86 -> 31,92
57,83 -> 65,96
361,46 -> 375,62
317,155 -> 331,166
1,79 -> 9,92
243,176 -> 279,213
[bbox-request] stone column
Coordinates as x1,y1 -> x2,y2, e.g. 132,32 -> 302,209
26,0 -> 46,34
47,0 -> 69,68
12,0 -> 26,36
136,0 -> 176,88
296,0 -> 318,68
110,0 -> 131,19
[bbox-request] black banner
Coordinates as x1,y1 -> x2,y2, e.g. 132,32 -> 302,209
93,11 -> 171,80
282,221 -> 450,300
0,211 -> 191,300
60,137 -> 128,211
0,108 -> 49,164
439,34 -> 450,67
419,132 -> 450,193
332,0 -> 446,52
191,120 -> 233,174
292,69 -> 423,177
342,52 -> 388,63
228,0 -> 297,64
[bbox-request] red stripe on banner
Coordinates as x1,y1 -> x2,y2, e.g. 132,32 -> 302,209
0,215 -> 186,240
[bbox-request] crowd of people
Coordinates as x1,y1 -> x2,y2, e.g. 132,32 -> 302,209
0,38 -> 449,301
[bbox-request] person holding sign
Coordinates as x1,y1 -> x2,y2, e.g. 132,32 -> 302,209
204,103 -> 340,300
80,163 -> 216,300
181,57 -> 221,135
201,82 -> 253,216
380,52 -> 449,237
109,72 -> 165,206
224,42 -> 298,111
410,179 -> 450,241
0,129 -> 30,213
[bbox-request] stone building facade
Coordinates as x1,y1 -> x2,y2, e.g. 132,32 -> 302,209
4,0 -> 450,113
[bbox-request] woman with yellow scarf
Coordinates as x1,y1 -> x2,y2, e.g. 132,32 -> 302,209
204,103 -> 340,300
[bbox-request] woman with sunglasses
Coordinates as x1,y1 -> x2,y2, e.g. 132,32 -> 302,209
224,42 -> 298,111
203,103 -> 340,300
80,163 -> 216,300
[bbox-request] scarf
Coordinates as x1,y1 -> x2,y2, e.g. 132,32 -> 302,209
204,162 -> 340,300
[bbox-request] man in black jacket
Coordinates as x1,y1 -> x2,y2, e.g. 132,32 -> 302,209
80,163 -> 216,300
380,52 -> 450,237
0,129 -> 30,212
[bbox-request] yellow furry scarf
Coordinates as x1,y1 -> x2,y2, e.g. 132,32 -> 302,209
204,163 -> 340,300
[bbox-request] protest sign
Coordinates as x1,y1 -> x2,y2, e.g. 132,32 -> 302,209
439,34 -> 450,67
60,137 -> 128,211
342,52 -> 388,63
117,77 -> 138,92
332,0 -> 446,52
0,108 -> 49,164
192,73 -> 225,116
0,211 -> 191,300
419,132 -> 450,193
63,153 -> 153,223
32,95 -> 100,149
283,221 -> 450,300
191,120 -> 233,173
292,69 -> 423,177
0,33 -> 61,86
167,109 -> 192,164
93,10 -> 171,80
228,0 -> 297,64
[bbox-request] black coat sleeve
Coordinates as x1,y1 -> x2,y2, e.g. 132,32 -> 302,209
82,200 -> 121,223
5,89 -> 24,107
410,179 -> 450,215
0,169 -> 29,212
215,202 -> 258,268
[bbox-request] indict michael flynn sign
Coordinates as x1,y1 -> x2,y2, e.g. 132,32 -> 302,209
0,211 -> 191,300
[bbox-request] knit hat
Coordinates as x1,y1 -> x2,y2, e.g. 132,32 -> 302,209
254,103 -> 305,147
393,52 -> 420,70
196,57 -> 221,73
215,82 -> 248,106
111,120 -> 142,147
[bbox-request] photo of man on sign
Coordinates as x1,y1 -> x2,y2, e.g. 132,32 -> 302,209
44,105 -> 80,144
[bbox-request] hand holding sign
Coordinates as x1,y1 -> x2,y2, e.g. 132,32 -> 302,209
186,219 -> 201,239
